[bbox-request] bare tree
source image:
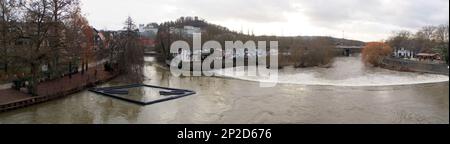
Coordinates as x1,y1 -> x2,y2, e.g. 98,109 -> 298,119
70,10 -> 95,74
416,26 -> 437,41
121,16 -> 144,82
433,24 -> 449,63
434,24 -> 449,43
388,30 -> 413,51
17,0 -> 53,95
0,0 -> 19,73
62,5 -> 84,78
47,0 -> 79,77
105,16 -> 144,83
415,25 -> 437,51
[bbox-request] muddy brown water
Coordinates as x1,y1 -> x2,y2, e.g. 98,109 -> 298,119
0,56 -> 448,124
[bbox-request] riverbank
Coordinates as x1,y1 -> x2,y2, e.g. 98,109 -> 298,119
381,57 -> 449,75
0,66 -> 119,112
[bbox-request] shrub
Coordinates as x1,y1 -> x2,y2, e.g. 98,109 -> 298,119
362,42 -> 393,66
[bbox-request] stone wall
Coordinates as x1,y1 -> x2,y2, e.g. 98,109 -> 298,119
381,57 -> 449,75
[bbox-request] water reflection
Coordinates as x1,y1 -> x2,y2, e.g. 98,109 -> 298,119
0,56 -> 448,124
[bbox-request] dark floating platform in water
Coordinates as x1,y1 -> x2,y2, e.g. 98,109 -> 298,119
89,84 -> 195,105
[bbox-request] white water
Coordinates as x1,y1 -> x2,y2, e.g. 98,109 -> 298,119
213,56 -> 449,86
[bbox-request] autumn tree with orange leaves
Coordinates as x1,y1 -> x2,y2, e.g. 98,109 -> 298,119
79,14 -> 94,75
63,5 -> 93,76
361,42 -> 393,67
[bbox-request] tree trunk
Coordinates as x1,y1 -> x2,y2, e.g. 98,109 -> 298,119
81,61 -> 85,75
29,63 -> 39,96
85,59 -> 88,71
69,62 -> 72,79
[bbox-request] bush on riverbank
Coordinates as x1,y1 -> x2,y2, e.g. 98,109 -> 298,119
362,42 -> 393,67
283,37 -> 337,68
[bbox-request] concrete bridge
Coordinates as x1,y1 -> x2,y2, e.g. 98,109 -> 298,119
336,45 -> 364,56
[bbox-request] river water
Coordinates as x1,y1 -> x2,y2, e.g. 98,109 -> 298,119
0,56 -> 448,124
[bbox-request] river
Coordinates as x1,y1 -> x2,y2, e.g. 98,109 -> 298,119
0,56 -> 448,124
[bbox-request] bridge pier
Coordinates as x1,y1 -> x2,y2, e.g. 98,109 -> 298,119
344,49 -> 351,57
336,45 -> 364,57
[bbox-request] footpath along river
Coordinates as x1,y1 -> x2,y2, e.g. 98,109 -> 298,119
0,56 -> 448,124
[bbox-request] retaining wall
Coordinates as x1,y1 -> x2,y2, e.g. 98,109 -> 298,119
381,57 -> 449,75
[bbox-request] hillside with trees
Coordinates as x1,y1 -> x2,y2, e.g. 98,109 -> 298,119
155,16 -> 365,68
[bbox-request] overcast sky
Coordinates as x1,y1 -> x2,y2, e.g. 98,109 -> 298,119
81,0 -> 449,42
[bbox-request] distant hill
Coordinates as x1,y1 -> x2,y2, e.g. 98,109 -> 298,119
156,16 -> 365,47
155,17 -> 366,67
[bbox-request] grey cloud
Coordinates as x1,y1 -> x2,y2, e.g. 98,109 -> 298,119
81,0 -> 449,41
167,0 -> 298,22
297,0 -> 449,29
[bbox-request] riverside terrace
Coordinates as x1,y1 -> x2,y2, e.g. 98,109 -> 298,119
0,66 -> 118,112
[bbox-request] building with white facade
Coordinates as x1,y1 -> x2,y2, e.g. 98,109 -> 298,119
394,48 -> 415,58
183,26 -> 201,36
169,26 -> 202,37
139,24 -> 159,36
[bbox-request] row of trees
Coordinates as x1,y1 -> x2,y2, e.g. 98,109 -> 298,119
387,24 -> 449,63
0,0 -> 96,95
0,0 -> 146,96
361,24 -> 449,67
